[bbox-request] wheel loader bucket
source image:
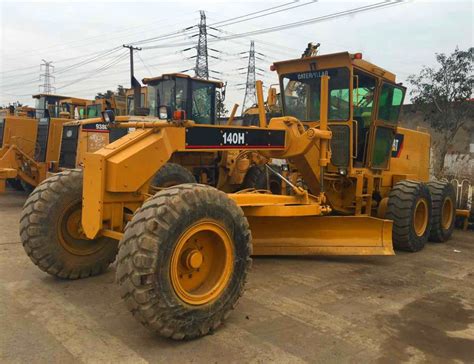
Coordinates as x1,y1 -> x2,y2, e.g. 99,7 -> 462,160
248,215 -> 395,256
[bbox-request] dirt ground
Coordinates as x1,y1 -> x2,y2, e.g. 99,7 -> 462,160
1,191 -> 473,364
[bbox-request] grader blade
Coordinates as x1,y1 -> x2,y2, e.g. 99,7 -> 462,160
248,216 -> 394,256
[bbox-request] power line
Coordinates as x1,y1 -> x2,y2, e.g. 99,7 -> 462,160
212,0 -> 318,29
136,52 -> 153,77
56,51 -> 129,90
142,1 -> 404,49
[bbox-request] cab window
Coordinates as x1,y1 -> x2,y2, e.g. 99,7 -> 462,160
191,81 -> 214,124
353,71 -> 376,126
353,71 -> 377,163
127,93 -> 145,114
377,83 -> 405,124
371,127 -> 395,169
281,68 -> 350,122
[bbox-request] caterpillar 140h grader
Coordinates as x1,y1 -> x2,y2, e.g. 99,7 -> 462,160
20,51 -> 456,340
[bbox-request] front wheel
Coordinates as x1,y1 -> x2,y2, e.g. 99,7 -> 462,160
116,184 -> 252,340
19,169 -> 118,279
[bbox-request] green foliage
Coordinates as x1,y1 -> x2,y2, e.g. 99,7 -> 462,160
407,47 -> 473,177
95,85 -> 126,99
408,47 -> 473,133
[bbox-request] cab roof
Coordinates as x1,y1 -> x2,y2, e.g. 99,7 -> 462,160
272,52 -> 396,83
32,93 -> 73,100
143,73 -> 224,88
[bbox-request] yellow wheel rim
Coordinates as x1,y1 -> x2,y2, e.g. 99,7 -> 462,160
170,221 -> 234,306
414,198 -> 429,237
58,201 -> 103,256
441,197 -> 454,230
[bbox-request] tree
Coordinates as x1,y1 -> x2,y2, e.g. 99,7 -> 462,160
95,85 -> 126,100
95,90 -> 114,100
407,47 -> 473,178
116,85 -> 126,96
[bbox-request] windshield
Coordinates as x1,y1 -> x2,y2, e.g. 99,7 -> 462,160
86,104 -> 101,118
148,80 -> 175,117
281,68 -> 350,122
36,96 -> 61,118
127,94 -> 145,114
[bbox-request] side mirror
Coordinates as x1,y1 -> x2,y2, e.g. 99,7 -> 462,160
101,110 -> 116,124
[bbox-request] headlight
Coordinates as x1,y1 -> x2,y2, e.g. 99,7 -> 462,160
159,106 -> 169,120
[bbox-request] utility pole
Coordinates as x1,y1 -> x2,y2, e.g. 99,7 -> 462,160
39,59 -> 56,94
195,10 -> 209,79
123,44 -> 142,115
241,41 -> 256,114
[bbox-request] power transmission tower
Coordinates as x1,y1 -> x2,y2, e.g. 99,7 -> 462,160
123,44 -> 142,114
39,59 -> 56,94
241,41 -> 256,114
195,10 -> 209,79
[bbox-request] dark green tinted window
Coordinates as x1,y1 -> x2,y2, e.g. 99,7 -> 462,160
378,83 -> 404,124
372,127 -> 395,169
87,105 -> 100,118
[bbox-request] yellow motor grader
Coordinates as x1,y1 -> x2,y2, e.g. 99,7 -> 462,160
20,51 -> 456,340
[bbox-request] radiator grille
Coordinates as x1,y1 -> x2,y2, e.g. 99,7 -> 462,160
329,125 -> 350,167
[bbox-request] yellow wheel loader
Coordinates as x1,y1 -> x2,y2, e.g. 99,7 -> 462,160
20,51 -> 457,340
0,94 -> 91,192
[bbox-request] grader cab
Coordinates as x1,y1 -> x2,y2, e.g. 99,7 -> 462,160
20,51 -> 456,340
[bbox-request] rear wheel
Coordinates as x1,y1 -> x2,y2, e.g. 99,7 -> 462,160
116,184 -> 252,340
242,165 -> 282,194
19,169 -> 118,279
151,163 -> 196,188
427,181 -> 456,242
386,180 -> 432,252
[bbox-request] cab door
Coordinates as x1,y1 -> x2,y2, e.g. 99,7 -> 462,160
367,82 -> 406,170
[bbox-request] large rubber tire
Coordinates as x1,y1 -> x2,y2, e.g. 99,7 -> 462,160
19,169 -> 118,279
116,184 -> 252,340
241,165 -> 282,194
386,180 -> 432,252
151,163 -> 196,187
426,181 -> 456,242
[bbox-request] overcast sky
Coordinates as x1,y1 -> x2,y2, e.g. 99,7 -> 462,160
0,0 -> 472,110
